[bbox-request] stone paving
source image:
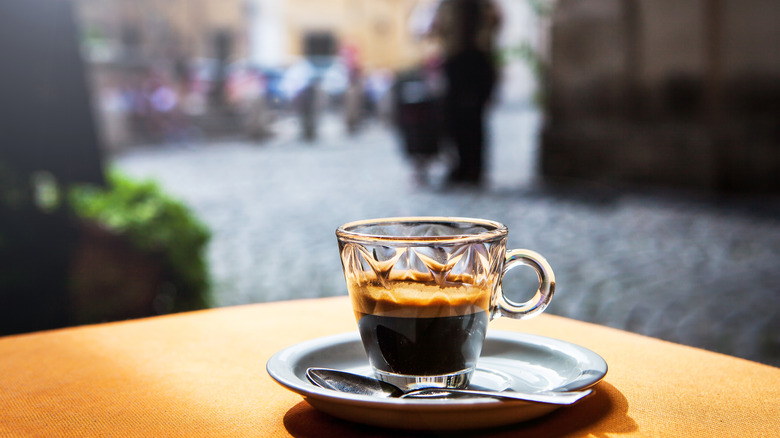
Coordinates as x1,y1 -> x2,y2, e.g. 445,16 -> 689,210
116,106 -> 780,368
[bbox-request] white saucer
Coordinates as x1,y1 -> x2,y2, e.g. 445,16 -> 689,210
267,330 -> 607,431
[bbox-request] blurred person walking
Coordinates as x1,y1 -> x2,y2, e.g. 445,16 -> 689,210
432,0 -> 501,186
344,68 -> 365,135
295,77 -> 322,142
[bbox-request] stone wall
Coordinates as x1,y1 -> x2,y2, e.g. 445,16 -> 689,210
540,0 -> 780,192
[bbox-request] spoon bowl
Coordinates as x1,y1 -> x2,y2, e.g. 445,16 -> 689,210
307,367 -> 404,398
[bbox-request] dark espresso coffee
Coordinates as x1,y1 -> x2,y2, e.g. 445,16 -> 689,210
350,281 -> 491,376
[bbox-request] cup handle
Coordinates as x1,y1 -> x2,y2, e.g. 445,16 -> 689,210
496,249 -> 555,320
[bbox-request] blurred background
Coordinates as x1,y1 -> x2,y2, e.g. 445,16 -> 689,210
1,0 -> 779,367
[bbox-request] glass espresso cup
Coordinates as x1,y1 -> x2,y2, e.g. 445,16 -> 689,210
336,217 -> 555,390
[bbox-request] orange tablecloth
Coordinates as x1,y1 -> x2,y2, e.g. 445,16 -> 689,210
1,296 -> 778,437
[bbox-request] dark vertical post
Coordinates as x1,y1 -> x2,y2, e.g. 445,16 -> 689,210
0,0 -> 104,334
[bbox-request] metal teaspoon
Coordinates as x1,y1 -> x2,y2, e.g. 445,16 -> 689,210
306,367 -> 592,405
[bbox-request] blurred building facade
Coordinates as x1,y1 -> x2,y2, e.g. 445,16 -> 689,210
77,0 -> 447,69
251,0 -> 440,69
540,0 -> 780,192
77,0 -> 248,64
74,0 -> 452,149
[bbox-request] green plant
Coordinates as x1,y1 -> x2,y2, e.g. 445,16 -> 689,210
68,169 -> 211,311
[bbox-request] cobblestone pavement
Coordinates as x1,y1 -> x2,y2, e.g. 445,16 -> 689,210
116,106 -> 780,367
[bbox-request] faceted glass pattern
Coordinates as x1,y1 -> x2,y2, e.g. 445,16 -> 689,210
339,239 -> 506,291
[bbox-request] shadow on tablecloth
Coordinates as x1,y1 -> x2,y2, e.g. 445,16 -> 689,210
282,381 -> 637,437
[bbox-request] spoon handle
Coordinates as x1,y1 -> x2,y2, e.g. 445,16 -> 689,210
400,387 -> 592,405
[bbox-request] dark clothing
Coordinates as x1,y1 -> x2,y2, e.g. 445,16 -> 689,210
443,49 -> 497,183
296,81 -> 320,142
433,0 -> 500,185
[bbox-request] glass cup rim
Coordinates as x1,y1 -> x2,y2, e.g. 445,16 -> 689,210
336,216 -> 508,244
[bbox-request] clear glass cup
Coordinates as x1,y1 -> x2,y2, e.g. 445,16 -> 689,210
336,217 -> 555,390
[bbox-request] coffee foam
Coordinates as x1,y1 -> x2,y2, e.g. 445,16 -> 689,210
349,280 -> 491,319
